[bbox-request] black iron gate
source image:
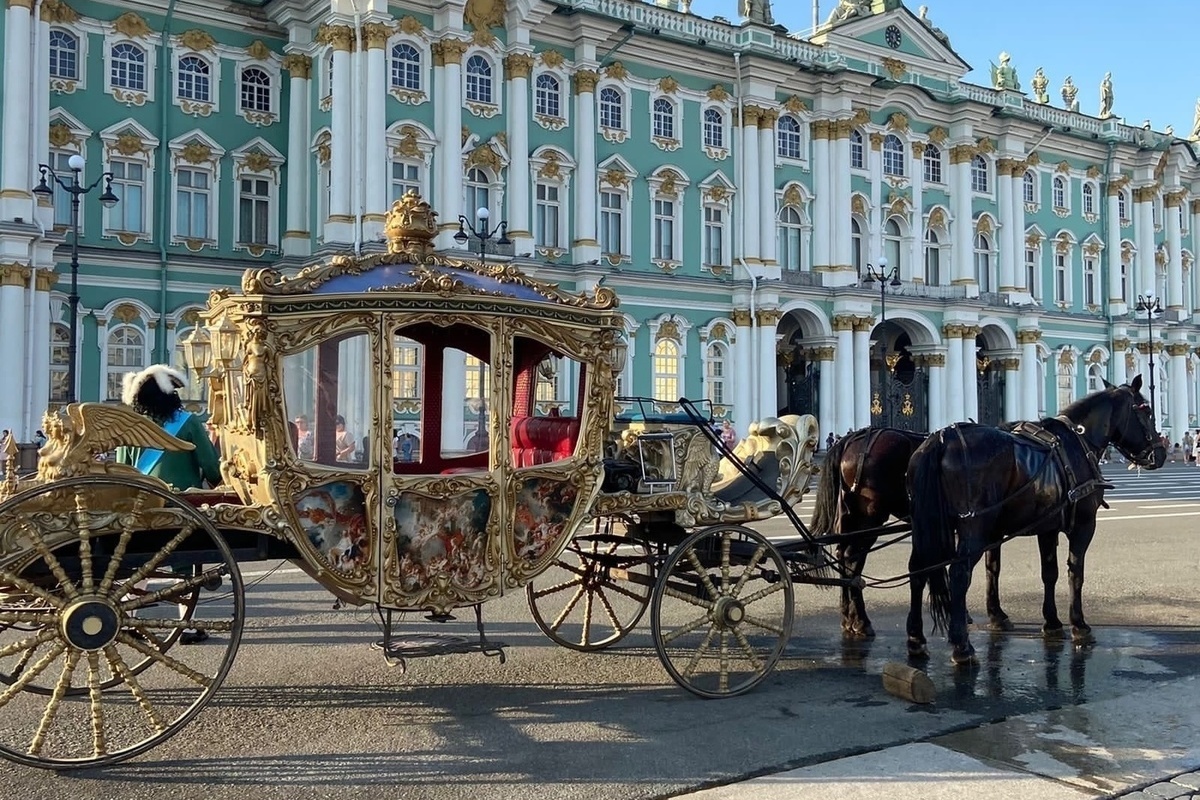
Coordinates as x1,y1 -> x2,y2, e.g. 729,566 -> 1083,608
977,363 -> 1006,427
870,353 -> 927,432
784,358 -> 820,418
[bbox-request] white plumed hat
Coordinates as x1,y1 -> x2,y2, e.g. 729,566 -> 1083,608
121,364 -> 188,407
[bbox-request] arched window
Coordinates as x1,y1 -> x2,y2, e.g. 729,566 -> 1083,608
1025,246 -> 1040,299
49,323 -> 70,402
883,218 -> 902,268
882,134 -> 905,177
849,129 -> 864,169
777,115 -> 803,160
1087,363 -> 1105,394
1023,170 -> 1037,204
703,108 -> 724,149
924,229 -> 940,285
851,217 -> 863,271
922,144 -> 942,183
1118,189 -> 1129,220
1082,183 -> 1096,215
598,87 -> 623,130
705,342 -> 728,406
464,168 -> 491,222
390,43 -> 421,91
465,54 -> 493,104
652,97 -> 674,140
1052,176 -> 1067,209
105,325 -> 145,401
177,55 -> 211,102
971,155 -> 990,193
110,42 -> 146,91
974,233 -> 992,292
240,67 -> 271,112
49,30 -> 78,80
778,206 -> 804,270
535,73 -> 561,118
1056,353 -> 1076,412
653,338 -> 680,402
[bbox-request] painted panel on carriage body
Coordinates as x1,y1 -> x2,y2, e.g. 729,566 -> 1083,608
313,262 -> 550,303
393,488 -> 492,593
293,480 -> 370,573
512,476 -> 579,564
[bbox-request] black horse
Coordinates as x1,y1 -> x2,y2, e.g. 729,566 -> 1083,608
905,376 -> 1165,665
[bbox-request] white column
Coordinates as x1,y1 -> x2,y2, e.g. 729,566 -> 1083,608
1106,184 -> 1123,305
944,325 -> 964,422
1003,358 -> 1021,422
852,319 -> 871,429
834,317 -> 854,435
740,107 -> 761,263
926,353 -> 945,431
867,133 -> 883,265
1192,200 -> 1200,313
1133,187 -> 1155,297
817,347 -> 835,448
362,23 -> 389,241
1169,343 -> 1189,441
1111,337 -> 1129,386
282,54 -> 312,255
909,142 -> 925,283
758,111 -> 778,265
1,0 -> 34,221
572,68 -> 599,262
733,312 -> 753,434
950,146 -> 975,290
757,310 -> 779,420
32,6 -> 50,225
1166,192 -> 1185,312
326,27 -> 354,241
0,267 -> 29,433
831,120 -> 852,276
1019,331 -> 1040,420
433,39 -> 466,249
1010,160 -> 1026,291
997,160 -> 1016,291
962,325 -> 979,422
502,53 -> 533,250
812,123 -> 831,269
29,270 -> 52,427
441,350 -> 467,453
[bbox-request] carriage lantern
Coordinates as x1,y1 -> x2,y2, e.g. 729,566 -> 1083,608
180,325 -> 212,383
210,315 -> 240,368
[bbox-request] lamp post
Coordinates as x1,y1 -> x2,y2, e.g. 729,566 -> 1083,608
32,155 -> 118,404
455,207 -> 510,449
861,257 -> 901,423
1136,293 -> 1163,425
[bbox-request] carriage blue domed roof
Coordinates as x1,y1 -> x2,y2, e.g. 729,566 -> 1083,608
314,261 -> 550,303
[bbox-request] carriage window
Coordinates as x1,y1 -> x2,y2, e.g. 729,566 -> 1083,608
282,332 -> 374,469
510,335 -> 585,468
391,334 -> 423,464
458,351 -> 492,458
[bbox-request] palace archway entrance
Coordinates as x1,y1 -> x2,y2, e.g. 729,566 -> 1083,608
869,324 -> 927,432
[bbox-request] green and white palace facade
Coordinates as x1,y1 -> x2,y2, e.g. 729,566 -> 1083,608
3,0 -> 1200,448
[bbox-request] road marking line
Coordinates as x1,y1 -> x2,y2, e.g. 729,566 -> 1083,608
242,566 -> 306,578
1097,511 -> 1200,521
1136,503 -> 1200,509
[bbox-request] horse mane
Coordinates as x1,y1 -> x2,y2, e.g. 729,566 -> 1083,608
1053,386 -> 1116,425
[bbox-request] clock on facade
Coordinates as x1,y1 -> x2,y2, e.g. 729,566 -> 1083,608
885,25 -> 902,49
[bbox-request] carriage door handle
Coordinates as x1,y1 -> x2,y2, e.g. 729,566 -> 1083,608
385,490 -> 398,508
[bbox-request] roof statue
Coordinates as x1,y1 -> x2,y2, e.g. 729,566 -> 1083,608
1031,67 -> 1049,104
917,5 -> 951,46
738,0 -> 774,25
1098,72 -> 1114,119
825,0 -> 870,26
1191,98 -> 1200,141
1061,75 -> 1079,112
989,52 -> 1020,92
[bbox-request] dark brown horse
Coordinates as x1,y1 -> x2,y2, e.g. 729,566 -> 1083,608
905,377 -> 1165,665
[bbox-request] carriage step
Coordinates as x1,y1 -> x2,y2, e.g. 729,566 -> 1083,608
371,634 -> 507,663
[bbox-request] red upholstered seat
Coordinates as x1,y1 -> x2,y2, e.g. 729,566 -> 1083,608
510,416 -> 580,467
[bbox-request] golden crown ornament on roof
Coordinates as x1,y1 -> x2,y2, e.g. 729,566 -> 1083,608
384,190 -> 439,258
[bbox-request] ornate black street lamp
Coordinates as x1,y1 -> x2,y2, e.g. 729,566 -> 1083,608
33,155 -> 119,403
1135,293 -> 1163,424
455,207 -> 510,450
862,257 -> 901,422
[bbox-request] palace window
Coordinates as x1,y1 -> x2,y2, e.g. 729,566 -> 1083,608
1082,183 -> 1096,215
971,155 -> 990,194
535,73 -> 562,118
883,218 -> 902,269
110,42 -> 146,91
599,189 -> 624,256
390,160 -> 422,203
1084,256 -> 1098,305
105,325 -> 145,401
882,134 -> 905,177
703,108 -> 724,149
851,217 -> 863,272
974,233 -> 992,292
49,30 -> 78,80
924,229 -> 941,285
1056,357 -> 1075,412
50,323 -> 70,402
653,198 -> 675,261
316,158 -> 330,237
1054,252 -> 1068,303
465,168 -> 491,219
1118,189 -> 1129,221
175,167 -> 211,240
240,67 -> 271,113
534,182 -> 561,248
1052,176 -> 1067,210
922,144 -> 942,184
1025,247 -> 1039,299
106,159 -> 146,234
177,55 -> 211,103
599,87 -> 624,130
392,335 -> 422,401
777,115 -> 803,160
705,342 -> 727,406
652,339 -> 679,402
49,151 -> 75,228
1023,170 -> 1037,204
703,205 -> 724,266
779,206 -> 804,270
390,43 -> 421,91
849,129 -> 865,170
652,97 -> 675,140
465,55 -> 493,104
237,177 -> 270,245
1120,257 -> 1129,303
1087,363 -> 1105,394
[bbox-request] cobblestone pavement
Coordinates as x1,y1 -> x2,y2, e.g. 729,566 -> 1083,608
1114,772 -> 1200,799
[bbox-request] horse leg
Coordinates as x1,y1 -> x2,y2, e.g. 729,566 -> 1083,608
984,547 -> 1014,631
947,543 -> 981,666
839,534 -> 877,640
1038,531 -> 1064,638
1066,520 -> 1097,645
906,568 -> 928,659
836,542 -> 855,636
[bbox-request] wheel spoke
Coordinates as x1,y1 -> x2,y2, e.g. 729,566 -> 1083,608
8,642 -> 37,680
719,533 -> 732,593
742,614 -> 786,636
594,586 -> 624,634
548,585 -> 586,633
580,588 -> 595,646
603,579 -> 649,604
662,613 -> 712,645
0,570 -> 65,610
529,576 -> 583,601
684,549 -> 721,601
718,629 -> 730,693
115,523 -> 197,597
0,608 -> 56,626
86,652 -> 108,758
680,623 -> 718,678
115,631 -> 212,688
739,581 -> 785,606
74,490 -> 95,593
131,617 -> 235,634
28,650 -> 80,757
663,585 -> 714,611
730,545 -> 767,598
18,521 -> 78,601
0,642 -> 66,709
104,645 -> 166,732
0,627 -> 58,659
731,626 -> 765,670
99,492 -> 148,595
119,566 -> 222,612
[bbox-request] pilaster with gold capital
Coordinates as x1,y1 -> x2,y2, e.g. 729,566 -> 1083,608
572,69 -> 599,95
0,263 -> 31,286
731,309 -> 752,327
852,316 -> 876,332
1111,337 -> 1130,352
316,24 -> 355,52
812,346 -> 836,361
34,269 -> 57,292
911,140 -> 926,157
1000,357 -> 1021,371
834,119 -> 854,139
942,323 -> 965,339
961,324 -> 982,339
1164,190 -> 1187,208
924,353 -> 946,368
948,144 -> 976,164
1167,342 -> 1191,357
362,22 -> 392,50
757,108 -> 779,130
756,308 -> 781,327
503,53 -> 534,79
282,54 -> 312,79
1016,329 -> 1042,345
868,132 -> 884,151
812,120 -> 832,140
831,314 -> 856,332
431,38 -> 468,66
742,105 -> 763,128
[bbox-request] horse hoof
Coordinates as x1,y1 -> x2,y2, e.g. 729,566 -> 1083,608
1072,627 -> 1094,646
1042,624 -> 1065,640
907,639 -> 929,659
988,616 -> 1015,632
858,624 -> 876,640
951,647 -> 978,667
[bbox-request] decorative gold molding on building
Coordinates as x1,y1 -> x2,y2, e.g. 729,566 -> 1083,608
851,108 -> 870,126
1016,329 -> 1042,345
782,94 -> 806,114
282,54 -> 312,79
868,132 -> 884,150
811,119 -> 831,140
831,314 -> 856,332
731,309 -> 752,327
179,29 -> 215,52
572,69 -> 599,95
756,308 -> 781,327
503,53 -> 533,79
464,0 -> 506,31
943,323 -> 965,338
657,75 -> 678,94
603,61 -> 627,81
757,108 -> 779,129
362,22 -> 392,50
40,0 -> 78,23
317,24 -> 355,52
881,57 -> 906,80
112,11 -> 151,38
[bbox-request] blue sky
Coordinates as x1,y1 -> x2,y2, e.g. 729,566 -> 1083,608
686,0 -> 1195,135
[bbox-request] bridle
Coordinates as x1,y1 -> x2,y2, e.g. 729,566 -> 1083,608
1113,398 -> 1160,466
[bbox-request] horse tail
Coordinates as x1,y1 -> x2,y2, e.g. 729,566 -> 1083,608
810,433 -> 852,535
907,430 -> 955,633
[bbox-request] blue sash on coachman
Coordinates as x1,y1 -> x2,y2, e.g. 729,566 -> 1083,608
135,411 -> 192,474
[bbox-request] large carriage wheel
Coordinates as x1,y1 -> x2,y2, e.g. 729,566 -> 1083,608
650,525 -> 794,699
525,514 -> 653,652
0,476 -> 244,769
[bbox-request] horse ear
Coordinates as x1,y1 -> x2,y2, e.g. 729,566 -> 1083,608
1102,378 -> 1115,390
1130,373 -> 1143,392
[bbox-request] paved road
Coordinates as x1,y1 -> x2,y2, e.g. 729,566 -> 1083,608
2,464 -> 1198,800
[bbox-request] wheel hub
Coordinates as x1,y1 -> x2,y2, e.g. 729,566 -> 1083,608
712,596 -> 745,629
60,597 -> 122,651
